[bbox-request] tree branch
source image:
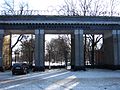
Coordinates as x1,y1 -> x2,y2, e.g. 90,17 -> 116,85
11,34 -> 24,49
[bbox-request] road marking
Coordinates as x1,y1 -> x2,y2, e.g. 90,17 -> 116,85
45,75 -> 80,90
0,69 -> 65,84
64,82 -> 79,90
0,71 -> 69,90
43,71 -> 69,79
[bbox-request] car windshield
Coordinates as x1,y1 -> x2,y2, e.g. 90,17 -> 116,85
13,63 -> 24,67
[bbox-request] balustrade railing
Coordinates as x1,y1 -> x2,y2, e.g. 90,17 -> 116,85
0,10 -> 120,17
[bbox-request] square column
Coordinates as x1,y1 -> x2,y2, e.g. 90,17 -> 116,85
34,29 -> 45,71
113,30 -> 120,66
71,29 -> 85,71
104,30 -> 120,69
117,30 -> 120,65
0,30 -> 4,71
104,31 -> 114,66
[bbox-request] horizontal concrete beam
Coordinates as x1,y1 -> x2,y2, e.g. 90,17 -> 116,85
0,20 -> 120,25
0,16 -> 120,26
1,15 -> 120,31
0,15 -> 120,22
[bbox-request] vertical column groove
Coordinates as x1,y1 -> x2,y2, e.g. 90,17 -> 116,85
35,29 -> 45,71
0,29 -> 4,69
74,29 -> 84,70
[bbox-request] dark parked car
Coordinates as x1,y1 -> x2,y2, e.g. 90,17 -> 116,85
12,63 -> 29,75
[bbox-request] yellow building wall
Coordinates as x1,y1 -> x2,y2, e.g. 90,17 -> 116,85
3,35 -> 11,69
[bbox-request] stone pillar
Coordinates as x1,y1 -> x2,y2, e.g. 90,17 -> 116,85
112,30 -> 120,68
104,31 -> 113,66
71,29 -> 85,71
71,34 -> 75,70
0,30 -> 4,71
34,29 -> 45,71
104,30 -> 120,69
117,30 -> 120,65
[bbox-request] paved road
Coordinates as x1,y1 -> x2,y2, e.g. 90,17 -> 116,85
0,69 -> 120,90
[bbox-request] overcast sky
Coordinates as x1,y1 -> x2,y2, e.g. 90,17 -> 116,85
29,0 -> 64,10
0,0 -> 64,10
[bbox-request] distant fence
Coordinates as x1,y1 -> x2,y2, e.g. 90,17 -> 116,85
0,10 -> 120,16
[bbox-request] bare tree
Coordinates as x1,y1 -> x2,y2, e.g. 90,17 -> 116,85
57,0 -> 106,16
108,0 -> 120,16
58,0 -> 78,15
20,37 -> 35,66
45,35 -> 71,68
2,0 -> 29,15
86,34 -> 102,65
78,0 -> 93,16
58,0 -> 120,16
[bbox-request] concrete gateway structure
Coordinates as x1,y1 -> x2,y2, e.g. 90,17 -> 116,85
0,15 -> 120,71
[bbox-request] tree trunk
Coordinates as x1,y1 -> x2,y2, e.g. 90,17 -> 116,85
91,35 -> 95,66
84,34 -> 87,65
49,50 -> 51,69
64,49 -> 67,68
10,34 -> 12,68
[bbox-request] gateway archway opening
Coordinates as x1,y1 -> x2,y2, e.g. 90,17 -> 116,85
84,34 -> 103,68
11,34 -> 35,68
45,34 -> 71,70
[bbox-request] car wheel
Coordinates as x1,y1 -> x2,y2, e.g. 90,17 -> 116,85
27,69 -> 29,73
24,68 -> 27,74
